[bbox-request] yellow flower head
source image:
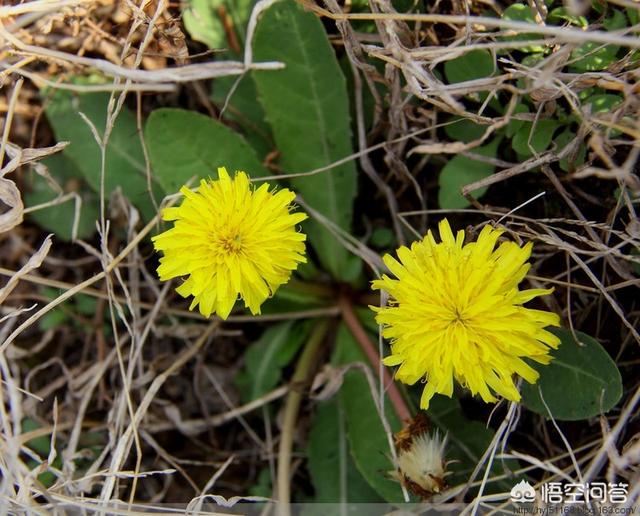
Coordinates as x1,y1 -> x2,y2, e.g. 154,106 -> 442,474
372,219 -> 561,409
152,167 -> 307,319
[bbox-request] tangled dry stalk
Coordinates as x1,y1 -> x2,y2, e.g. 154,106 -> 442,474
0,0 -> 639,513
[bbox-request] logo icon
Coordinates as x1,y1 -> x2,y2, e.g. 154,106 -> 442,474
511,480 -> 536,503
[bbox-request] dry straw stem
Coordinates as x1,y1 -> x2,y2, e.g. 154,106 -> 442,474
0,2 -> 284,92
437,439 -> 602,504
0,208 -> 165,355
0,0 -> 96,18
277,319 -> 329,515
98,321 -> 219,504
303,2 -> 640,48
0,236 -> 52,305
146,385 -> 290,435
0,79 -> 26,234
0,265 -> 341,322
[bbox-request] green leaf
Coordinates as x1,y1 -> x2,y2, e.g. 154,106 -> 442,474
570,43 -> 619,71
354,306 -> 379,335
308,399 -> 382,502
444,50 -> 494,84
259,282 -> 326,314
182,0 -> 255,50
38,288 -> 98,331
505,104 -> 530,138
548,7 -> 588,27
515,54 -> 546,90
40,309 -> 68,332
604,9 -> 628,31
211,74 -> 273,158
592,1 -> 606,15
521,328 -> 623,421
290,257 -> 319,281
556,129 -> 586,172
502,5 -> 548,53
25,154 -> 99,241
585,93 -> 623,113
512,119 -> 560,157
331,324 -> 404,503
235,321 -> 309,402
145,108 -> 269,194
22,418 -> 52,457
248,468 -> 272,497
22,418 -> 61,488
569,10 -> 626,71
75,293 -> 98,316
43,90 -> 160,220
252,0 -> 357,280
369,227 -> 395,249
444,117 -> 487,144
38,287 -> 69,331
438,138 -> 500,209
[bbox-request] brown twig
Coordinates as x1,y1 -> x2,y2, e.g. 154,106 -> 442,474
338,295 -> 412,423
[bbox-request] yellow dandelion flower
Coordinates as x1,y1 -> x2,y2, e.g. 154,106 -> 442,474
372,219 -> 561,409
152,167 -> 308,319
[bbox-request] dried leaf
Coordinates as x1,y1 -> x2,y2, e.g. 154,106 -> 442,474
0,235 -> 53,304
0,178 -> 24,233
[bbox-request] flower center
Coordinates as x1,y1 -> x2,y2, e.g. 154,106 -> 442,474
217,231 -> 243,254
450,306 -> 467,326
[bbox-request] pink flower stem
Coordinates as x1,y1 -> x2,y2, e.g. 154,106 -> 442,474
339,295 -> 412,423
